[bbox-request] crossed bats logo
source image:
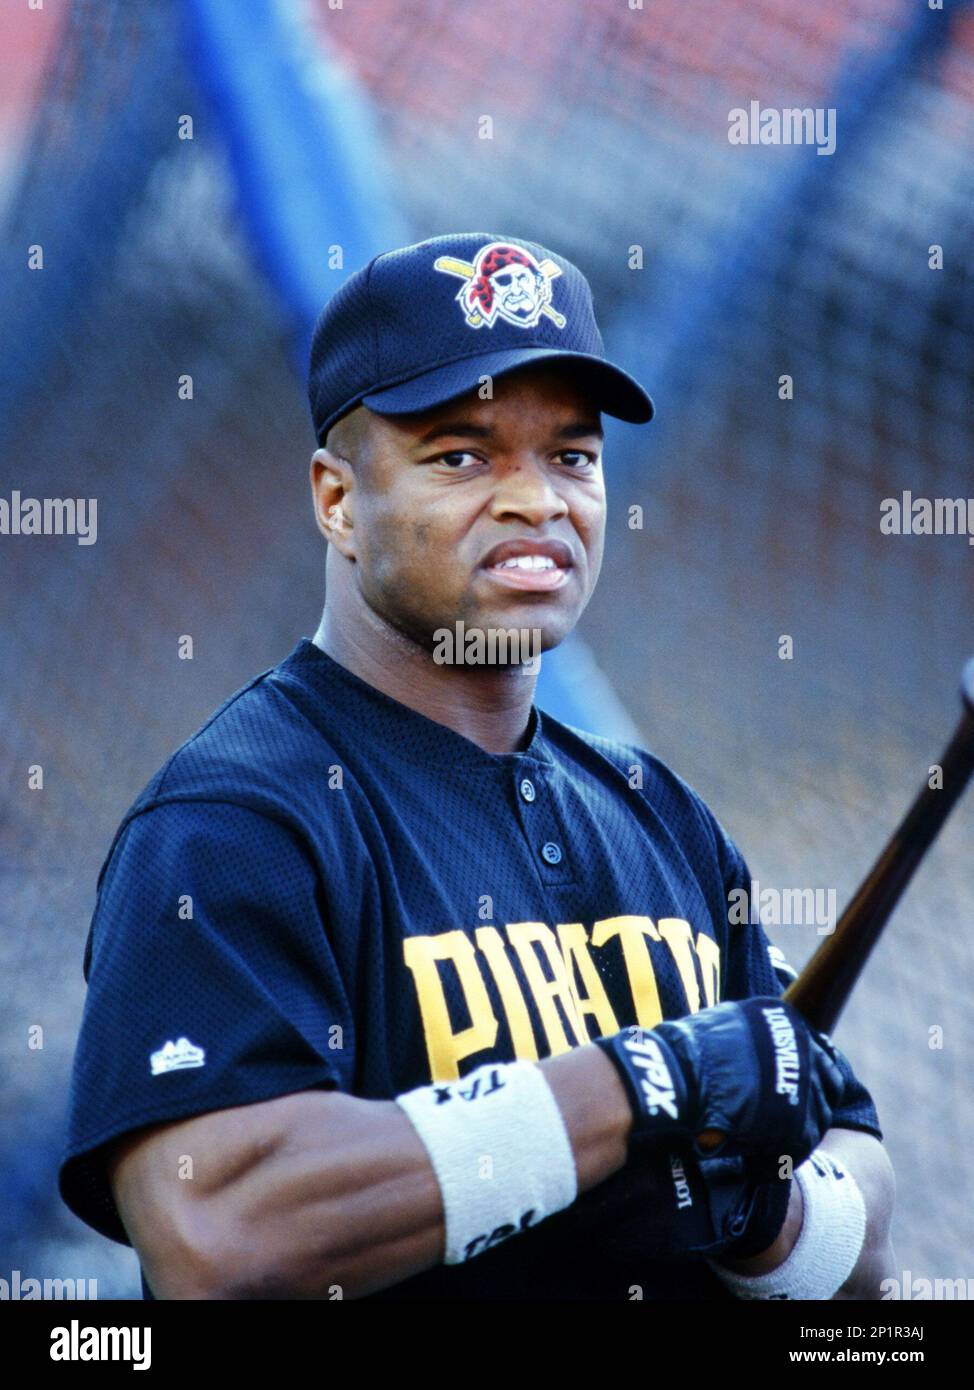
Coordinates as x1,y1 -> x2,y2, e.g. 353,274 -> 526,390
433,241 -> 567,330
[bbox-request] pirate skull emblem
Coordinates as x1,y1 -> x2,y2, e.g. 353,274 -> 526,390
434,241 -> 563,329
489,263 -> 542,321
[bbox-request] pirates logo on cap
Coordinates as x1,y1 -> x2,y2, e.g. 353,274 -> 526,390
433,241 -> 567,331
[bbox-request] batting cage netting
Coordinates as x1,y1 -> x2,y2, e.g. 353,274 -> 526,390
1,0 -> 972,1294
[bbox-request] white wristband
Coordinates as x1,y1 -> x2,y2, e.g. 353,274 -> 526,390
395,1060 -> 578,1265
707,1149 -> 867,1299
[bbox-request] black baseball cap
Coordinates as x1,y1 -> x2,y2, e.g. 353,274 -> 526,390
307,232 -> 654,445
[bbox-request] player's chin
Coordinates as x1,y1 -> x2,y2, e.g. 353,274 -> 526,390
468,601 -> 580,655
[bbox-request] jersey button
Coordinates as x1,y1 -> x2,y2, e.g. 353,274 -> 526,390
541,841 -> 562,865
519,778 -> 536,803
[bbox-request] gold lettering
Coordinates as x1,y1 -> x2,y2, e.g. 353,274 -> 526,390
694,931 -> 721,1006
556,923 -> 619,1037
475,926 -> 538,1060
656,917 -> 701,1013
505,922 -> 589,1053
402,931 -> 498,1080
591,915 -> 664,1027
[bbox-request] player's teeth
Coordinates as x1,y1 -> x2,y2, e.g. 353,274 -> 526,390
496,555 -> 556,570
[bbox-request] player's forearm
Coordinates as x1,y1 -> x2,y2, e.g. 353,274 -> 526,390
714,1127 -> 896,1295
195,1048 -> 631,1299
819,1128 -> 896,1299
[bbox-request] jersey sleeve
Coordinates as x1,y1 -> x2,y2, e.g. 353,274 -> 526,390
713,816 -> 884,1144
58,799 -> 355,1245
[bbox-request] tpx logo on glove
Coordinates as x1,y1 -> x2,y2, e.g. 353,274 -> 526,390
623,1030 -> 680,1120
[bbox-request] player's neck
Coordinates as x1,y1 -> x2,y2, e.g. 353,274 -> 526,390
312,605 -> 538,756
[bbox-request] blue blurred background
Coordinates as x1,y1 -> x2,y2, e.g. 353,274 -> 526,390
1,0 -> 972,1297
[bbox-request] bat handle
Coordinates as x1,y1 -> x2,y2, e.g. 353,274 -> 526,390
691,665 -> 974,1162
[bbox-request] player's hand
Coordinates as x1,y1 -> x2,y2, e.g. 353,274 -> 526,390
595,996 -> 846,1172
566,1140 -> 791,1263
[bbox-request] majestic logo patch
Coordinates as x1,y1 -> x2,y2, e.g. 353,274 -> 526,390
433,241 -> 566,330
150,1036 -> 206,1076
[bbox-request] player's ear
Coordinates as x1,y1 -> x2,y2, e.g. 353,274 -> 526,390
310,447 -> 354,555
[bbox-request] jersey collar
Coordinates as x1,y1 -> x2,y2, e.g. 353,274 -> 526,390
279,638 -> 556,770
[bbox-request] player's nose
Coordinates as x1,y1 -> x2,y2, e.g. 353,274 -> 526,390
487,459 -> 572,525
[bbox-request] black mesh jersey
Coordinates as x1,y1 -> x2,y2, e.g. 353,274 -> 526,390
58,637 -> 882,1300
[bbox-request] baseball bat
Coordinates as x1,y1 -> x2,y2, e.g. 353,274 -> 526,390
695,657 -> 974,1153
785,655 -> 974,1033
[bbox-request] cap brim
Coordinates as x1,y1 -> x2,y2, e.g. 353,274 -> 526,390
361,348 -> 654,423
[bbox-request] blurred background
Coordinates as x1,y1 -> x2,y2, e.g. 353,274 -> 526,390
1,0 -> 972,1298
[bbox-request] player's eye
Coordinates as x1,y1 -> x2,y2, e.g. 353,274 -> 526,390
555,450 -> 598,468
434,451 -> 482,470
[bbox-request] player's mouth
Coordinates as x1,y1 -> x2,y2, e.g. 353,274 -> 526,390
478,538 -> 574,592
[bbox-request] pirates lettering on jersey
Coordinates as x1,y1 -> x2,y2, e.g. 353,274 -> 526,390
403,914 -> 722,1081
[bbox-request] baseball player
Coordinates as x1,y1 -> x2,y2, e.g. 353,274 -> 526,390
59,234 -> 894,1301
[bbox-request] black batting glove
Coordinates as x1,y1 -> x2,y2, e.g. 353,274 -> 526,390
595,996 -> 846,1172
